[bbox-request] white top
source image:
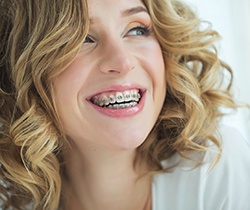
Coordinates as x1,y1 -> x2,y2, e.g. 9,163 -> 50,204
152,125 -> 250,210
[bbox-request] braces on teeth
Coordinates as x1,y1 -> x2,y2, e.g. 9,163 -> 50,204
91,90 -> 141,109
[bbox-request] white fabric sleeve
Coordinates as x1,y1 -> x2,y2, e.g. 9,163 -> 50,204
152,125 -> 250,210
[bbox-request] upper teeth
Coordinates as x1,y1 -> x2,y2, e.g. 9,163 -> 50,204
91,89 -> 141,108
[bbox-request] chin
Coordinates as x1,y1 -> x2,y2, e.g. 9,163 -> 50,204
105,129 -> 150,151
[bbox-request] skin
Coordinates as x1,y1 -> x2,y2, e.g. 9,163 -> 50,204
53,0 -> 166,209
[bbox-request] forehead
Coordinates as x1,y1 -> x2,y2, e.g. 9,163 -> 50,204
87,0 -> 147,21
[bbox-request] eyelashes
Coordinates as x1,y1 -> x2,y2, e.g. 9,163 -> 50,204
126,25 -> 152,37
83,35 -> 94,44
83,24 -> 152,44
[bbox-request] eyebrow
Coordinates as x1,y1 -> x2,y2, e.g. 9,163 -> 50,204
89,6 -> 148,24
121,6 -> 148,17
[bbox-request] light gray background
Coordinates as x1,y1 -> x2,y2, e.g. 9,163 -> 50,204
182,0 -> 250,141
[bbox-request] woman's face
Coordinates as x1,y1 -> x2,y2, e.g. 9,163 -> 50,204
53,0 -> 166,150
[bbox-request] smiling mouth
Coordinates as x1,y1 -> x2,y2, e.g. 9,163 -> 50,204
90,89 -> 142,109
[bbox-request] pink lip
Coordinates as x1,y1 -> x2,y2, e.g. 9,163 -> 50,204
86,84 -> 146,118
86,84 -> 145,100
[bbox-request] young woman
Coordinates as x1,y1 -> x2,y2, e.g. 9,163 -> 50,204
0,0 -> 249,209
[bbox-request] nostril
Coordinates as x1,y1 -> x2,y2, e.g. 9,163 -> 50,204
98,46 -> 135,74
108,69 -> 121,73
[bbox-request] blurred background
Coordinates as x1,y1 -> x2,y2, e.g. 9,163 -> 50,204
182,0 -> 250,141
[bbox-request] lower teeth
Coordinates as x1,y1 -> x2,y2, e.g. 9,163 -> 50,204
106,102 -> 137,109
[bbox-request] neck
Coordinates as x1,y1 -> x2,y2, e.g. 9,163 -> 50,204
62,140 -> 152,210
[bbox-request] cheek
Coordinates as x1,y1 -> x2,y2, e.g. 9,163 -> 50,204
138,40 -> 165,70
147,42 -> 166,104
52,56 -> 92,105
136,40 -> 165,87
52,63 -> 84,124
141,41 -> 166,86
58,59 -> 87,85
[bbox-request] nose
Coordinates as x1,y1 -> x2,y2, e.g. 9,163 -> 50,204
98,39 -> 135,75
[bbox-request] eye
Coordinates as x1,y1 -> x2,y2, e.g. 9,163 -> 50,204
83,35 -> 94,44
126,25 -> 151,37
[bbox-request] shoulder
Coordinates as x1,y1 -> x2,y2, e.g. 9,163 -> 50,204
152,124 -> 250,210
204,125 -> 250,208
211,124 -> 250,172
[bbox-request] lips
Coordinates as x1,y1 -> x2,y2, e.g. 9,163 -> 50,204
86,85 -> 146,118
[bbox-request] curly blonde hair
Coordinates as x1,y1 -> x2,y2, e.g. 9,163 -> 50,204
136,0 -> 236,170
0,0 -> 237,209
